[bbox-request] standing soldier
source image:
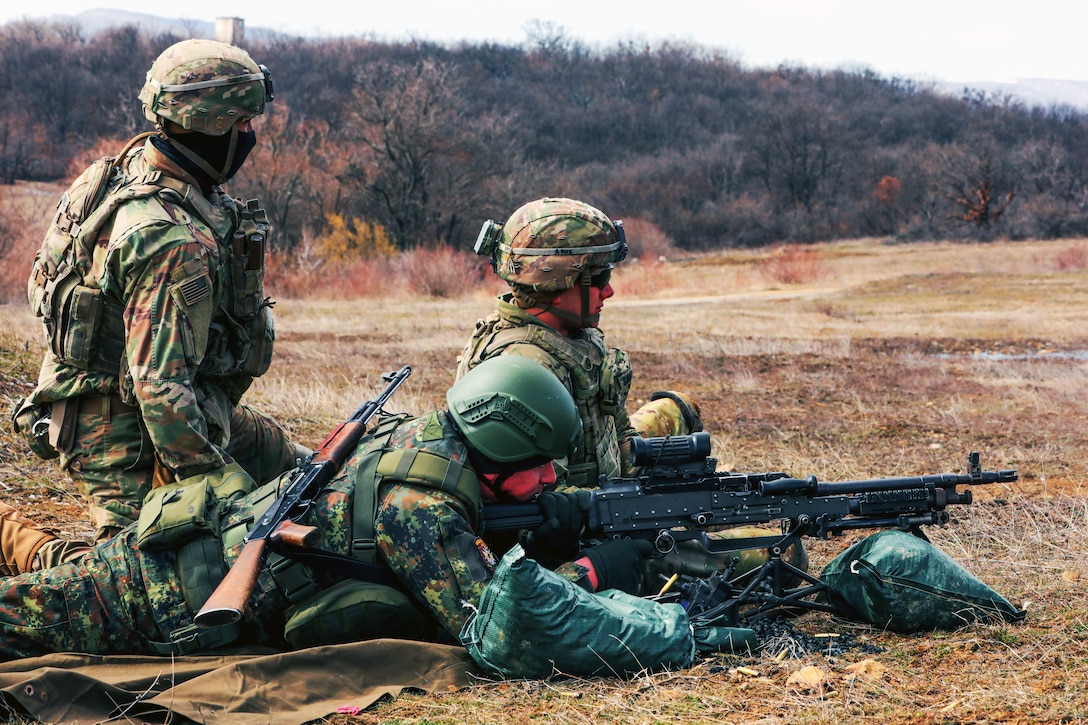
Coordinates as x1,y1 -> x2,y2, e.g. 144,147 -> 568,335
11,39 -> 305,564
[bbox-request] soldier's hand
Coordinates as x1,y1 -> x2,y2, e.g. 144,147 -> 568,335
581,538 -> 656,594
525,490 -> 591,565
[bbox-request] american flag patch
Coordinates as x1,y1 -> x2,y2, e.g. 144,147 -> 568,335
178,275 -> 211,306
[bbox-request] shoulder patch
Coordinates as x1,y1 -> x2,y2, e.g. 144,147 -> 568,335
420,412 -> 447,441
177,274 -> 211,307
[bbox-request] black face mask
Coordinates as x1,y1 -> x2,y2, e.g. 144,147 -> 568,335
175,128 -> 257,181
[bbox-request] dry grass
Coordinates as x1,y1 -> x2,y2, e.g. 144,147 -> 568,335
2,233 -> 1088,723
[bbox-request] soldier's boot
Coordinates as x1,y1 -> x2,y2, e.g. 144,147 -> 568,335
0,502 -> 59,576
631,390 -> 703,438
0,502 -> 92,574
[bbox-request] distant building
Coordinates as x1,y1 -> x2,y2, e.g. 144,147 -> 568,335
216,17 -> 244,45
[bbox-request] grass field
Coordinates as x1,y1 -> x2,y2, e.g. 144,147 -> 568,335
1,236 -> 1087,724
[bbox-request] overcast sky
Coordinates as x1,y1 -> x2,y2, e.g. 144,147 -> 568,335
3,0 -> 1084,84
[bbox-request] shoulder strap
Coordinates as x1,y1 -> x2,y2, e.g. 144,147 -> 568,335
349,414 -> 408,563
350,415 -> 482,563
66,132 -> 158,270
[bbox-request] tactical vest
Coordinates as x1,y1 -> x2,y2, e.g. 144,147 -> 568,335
458,316 -> 632,486
154,413 -> 483,654
26,132 -> 273,381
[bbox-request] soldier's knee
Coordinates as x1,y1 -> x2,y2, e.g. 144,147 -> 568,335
631,390 -> 703,438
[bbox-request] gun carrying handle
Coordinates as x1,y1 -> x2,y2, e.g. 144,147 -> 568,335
194,539 -> 266,628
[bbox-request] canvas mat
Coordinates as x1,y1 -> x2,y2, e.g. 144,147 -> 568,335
0,639 -> 481,724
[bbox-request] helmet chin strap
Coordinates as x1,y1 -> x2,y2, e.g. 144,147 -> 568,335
160,124 -> 239,185
578,271 -> 599,327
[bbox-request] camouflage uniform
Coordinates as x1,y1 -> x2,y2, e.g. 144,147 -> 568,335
458,293 -> 638,486
18,40 -> 299,544
0,411 -> 587,660
459,197 -> 700,487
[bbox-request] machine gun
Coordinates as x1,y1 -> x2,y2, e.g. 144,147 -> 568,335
482,433 -> 1017,624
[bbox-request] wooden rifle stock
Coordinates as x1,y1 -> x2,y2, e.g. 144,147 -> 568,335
195,521 -> 320,628
193,365 -> 411,628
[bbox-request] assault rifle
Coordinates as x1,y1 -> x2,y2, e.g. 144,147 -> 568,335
195,365 -> 412,627
482,433 -> 1017,624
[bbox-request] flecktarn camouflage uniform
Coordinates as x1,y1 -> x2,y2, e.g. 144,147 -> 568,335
0,411 -> 585,659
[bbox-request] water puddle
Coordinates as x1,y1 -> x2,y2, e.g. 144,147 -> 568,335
940,350 -> 1088,361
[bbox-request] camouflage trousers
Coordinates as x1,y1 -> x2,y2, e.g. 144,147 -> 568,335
0,482 -> 300,661
0,527 -> 193,660
57,396 -> 300,542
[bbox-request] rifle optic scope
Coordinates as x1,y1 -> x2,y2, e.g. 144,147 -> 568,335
631,431 -> 712,467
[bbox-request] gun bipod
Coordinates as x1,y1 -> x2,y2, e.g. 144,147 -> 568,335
681,527 -> 837,625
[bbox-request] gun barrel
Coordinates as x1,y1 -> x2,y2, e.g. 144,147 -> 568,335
760,468 -> 1017,498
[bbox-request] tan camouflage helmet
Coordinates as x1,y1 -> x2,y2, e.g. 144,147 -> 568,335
475,197 -> 628,296
138,39 -> 272,135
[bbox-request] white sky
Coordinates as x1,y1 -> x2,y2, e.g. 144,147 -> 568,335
2,0 -> 1086,83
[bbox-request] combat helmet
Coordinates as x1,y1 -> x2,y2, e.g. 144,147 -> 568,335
139,38 -> 271,135
447,356 -> 581,464
138,39 -> 273,185
474,197 -> 627,326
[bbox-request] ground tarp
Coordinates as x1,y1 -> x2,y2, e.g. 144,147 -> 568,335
0,639 -> 480,724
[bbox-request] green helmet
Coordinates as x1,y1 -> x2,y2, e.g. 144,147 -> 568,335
474,197 -> 627,297
138,39 -> 272,135
447,356 -> 581,464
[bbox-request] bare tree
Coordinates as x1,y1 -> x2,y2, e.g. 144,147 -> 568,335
939,137 -> 1016,236
343,57 -> 522,248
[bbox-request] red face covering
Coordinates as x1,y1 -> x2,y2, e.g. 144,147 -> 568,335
531,276 -> 615,333
480,461 -> 557,502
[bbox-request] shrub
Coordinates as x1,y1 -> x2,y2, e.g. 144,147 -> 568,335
394,245 -> 490,298
1052,243 -> 1088,271
757,244 -> 826,284
317,214 -> 397,263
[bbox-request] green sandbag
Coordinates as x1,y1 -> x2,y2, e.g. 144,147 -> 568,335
460,545 -> 697,679
820,530 -> 1025,632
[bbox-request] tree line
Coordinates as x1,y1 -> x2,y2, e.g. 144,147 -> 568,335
3,19 -> 1088,256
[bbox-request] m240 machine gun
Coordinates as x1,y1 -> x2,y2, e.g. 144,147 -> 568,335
483,433 -> 1017,624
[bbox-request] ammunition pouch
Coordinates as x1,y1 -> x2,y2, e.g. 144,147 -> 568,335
149,534 -> 239,655
32,264 -> 125,376
238,304 -> 275,378
136,478 -> 219,551
600,347 -> 632,417
230,199 -> 270,320
282,578 -> 434,649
